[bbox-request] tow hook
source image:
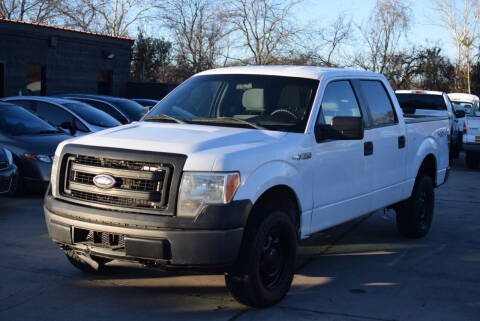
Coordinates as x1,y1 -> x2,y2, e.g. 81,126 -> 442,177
64,248 -> 99,271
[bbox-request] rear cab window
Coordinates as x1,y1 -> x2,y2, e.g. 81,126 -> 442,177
396,93 -> 447,112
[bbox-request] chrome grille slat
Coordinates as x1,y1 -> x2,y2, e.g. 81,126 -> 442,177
61,154 -> 172,211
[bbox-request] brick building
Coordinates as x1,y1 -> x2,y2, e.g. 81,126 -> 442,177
0,19 -> 134,98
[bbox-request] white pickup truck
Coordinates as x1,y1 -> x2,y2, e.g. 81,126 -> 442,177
44,66 -> 450,307
462,101 -> 480,168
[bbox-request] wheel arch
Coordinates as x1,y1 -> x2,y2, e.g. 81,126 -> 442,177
247,185 -> 301,239
417,153 -> 437,186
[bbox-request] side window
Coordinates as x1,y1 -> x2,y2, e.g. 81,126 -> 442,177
34,102 -> 73,126
359,80 -> 397,126
78,99 -> 126,123
9,100 -> 34,110
318,80 -> 361,125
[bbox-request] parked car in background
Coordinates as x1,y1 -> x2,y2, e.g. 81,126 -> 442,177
55,94 -> 146,124
0,102 -> 71,194
2,97 -> 121,136
463,100 -> 480,168
395,90 -> 465,159
131,98 -> 158,109
0,147 -> 18,195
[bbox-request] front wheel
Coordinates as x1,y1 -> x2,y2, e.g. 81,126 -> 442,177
395,175 -> 434,238
225,210 -> 297,308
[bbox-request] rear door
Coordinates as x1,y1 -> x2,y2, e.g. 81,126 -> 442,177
311,79 -> 372,232
357,79 -> 407,209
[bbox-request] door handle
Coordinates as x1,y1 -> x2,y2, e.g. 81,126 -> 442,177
364,141 -> 373,156
398,135 -> 406,149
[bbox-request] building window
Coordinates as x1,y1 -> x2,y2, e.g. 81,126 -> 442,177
26,64 -> 45,95
98,70 -> 113,95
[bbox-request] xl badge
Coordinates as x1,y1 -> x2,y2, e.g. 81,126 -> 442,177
93,174 -> 116,189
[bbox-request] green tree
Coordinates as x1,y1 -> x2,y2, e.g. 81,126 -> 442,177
131,31 -> 173,82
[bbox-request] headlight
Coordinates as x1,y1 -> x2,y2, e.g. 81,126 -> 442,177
2,148 -> 13,165
177,172 -> 240,217
24,153 -> 52,163
50,154 -> 60,197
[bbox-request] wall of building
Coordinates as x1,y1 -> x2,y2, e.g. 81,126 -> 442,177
0,20 -> 133,98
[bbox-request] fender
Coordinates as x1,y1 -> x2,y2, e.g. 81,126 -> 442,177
407,135 -> 439,195
234,159 -> 313,234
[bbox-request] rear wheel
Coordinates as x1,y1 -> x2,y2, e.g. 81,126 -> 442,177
225,210 -> 297,308
395,175 -> 434,238
466,151 -> 478,169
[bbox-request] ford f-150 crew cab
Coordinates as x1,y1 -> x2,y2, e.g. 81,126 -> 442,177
44,66 -> 450,307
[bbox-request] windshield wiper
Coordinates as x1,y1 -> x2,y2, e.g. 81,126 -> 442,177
191,117 -> 266,130
38,130 -> 62,134
143,114 -> 186,124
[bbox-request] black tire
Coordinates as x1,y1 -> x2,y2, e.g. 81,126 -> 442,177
66,252 -> 112,274
225,210 -> 297,308
395,175 -> 434,238
465,152 -> 478,169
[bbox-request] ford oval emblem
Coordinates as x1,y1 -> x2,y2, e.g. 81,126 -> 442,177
93,174 -> 116,189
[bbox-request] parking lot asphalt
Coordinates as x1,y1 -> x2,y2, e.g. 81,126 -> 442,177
0,155 -> 479,321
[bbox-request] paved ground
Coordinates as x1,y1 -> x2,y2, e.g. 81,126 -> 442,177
0,154 -> 479,321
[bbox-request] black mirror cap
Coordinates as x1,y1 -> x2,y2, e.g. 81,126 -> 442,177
315,116 -> 364,142
60,121 -> 76,136
455,110 -> 466,118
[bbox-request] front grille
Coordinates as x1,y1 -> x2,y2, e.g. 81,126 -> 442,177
61,154 -> 173,212
74,228 -> 125,250
71,190 -> 154,208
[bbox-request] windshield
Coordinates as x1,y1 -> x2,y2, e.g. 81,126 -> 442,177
396,93 -> 447,111
113,99 -> 144,121
145,74 -> 319,133
0,105 -> 61,135
452,101 -> 475,114
62,102 -> 121,127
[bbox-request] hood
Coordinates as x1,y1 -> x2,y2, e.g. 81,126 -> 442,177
8,133 -> 71,156
67,122 -> 287,156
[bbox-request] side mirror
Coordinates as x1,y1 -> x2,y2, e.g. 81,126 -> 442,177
454,110 -> 465,118
60,121 -> 77,136
315,116 -> 364,142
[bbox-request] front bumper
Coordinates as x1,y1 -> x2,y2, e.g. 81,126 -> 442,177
463,143 -> 480,152
44,195 -> 251,268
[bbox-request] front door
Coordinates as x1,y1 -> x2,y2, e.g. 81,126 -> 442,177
311,80 -> 372,233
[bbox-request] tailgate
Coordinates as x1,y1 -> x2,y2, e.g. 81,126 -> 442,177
465,117 -> 480,143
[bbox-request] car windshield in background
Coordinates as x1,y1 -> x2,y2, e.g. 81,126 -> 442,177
0,105 -> 60,135
396,94 -> 447,111
62,102 -> 121,127
114,100 -> 144,121
452,101 -> 473,112
145,74 -> 319,133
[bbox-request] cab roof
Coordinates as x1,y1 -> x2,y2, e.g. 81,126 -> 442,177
447,92 -> 479,102
196,65 -> 382,80
395,90 -> 445,95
